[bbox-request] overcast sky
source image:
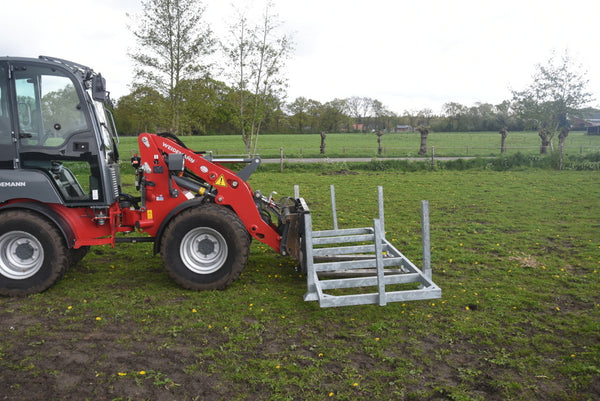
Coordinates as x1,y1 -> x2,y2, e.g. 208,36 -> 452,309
2,0 -> 599,114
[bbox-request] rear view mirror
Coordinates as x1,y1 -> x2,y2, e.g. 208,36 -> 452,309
92,74 -> 107,102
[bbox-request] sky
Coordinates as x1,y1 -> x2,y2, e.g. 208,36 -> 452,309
1,0 -> 599,115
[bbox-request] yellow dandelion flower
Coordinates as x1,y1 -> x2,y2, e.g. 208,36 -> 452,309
95,317 -> 102,321
118,372 -> 127,376
67,306 -> 72,310
192,309 -> 197,313
139,371 -> 146,375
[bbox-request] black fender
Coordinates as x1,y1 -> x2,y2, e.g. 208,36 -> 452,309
152,198 -> 206,255
0,201 -> 76,249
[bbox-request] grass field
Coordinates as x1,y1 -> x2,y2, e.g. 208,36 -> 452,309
1,164 -> 598,400
116,131 -> 600,159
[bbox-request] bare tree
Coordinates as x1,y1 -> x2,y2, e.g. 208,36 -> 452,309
558,126 -> 569,169
377,131 -> 384,155
320,131 -> 326,154
499,127 -> 508,153
417,126 -> 430,155
345,96 -> 373,131
224,1 -> 293,155
129,0 -> 215,134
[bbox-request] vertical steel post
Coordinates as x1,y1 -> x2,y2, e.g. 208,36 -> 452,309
421,200 -> 431,280
377,186 -> 385,238
294,185 -> 300,199
330,185 -> 338,230
374,218 -> 387,306
302,211 -> 318,302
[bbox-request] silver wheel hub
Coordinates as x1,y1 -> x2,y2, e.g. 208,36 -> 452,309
0,231 -> 44,280
180,227 -> 228,274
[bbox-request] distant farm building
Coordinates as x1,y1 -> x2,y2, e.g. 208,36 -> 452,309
395,125 -> 412,132
571,113 -> 600,135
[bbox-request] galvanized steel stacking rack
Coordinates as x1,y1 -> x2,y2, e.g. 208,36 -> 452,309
297,185 -> 441,308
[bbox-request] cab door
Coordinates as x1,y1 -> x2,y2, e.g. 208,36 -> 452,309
0,62 -> 16,169
11,61 -> 106,205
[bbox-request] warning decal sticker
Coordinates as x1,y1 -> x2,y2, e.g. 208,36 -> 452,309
214,175 -> 227,187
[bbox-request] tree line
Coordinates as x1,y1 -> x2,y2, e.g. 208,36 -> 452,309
115,0 -> 597,159
114,85 -> 598,135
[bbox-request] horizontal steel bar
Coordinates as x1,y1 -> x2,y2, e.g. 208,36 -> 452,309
312,227 -> 373,237
312,234 -> 375,245
314,257 -> 410,272
312,244 -> 375,256
318,287 -> 442,307
319,273 -> 423,289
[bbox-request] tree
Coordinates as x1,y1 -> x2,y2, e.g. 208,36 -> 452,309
129,0 -> 215,134
345,96 -> 373,131
320,131 -> 326,154
512,50 -> 594,155
224,1 -> 293,154
376,131 -> 384,155
320,99 -> 350,132
287,97 -> 311,133
417,126 -> 430,155
442,102 -> 466,131
417,108 -> 434,127
177,77 -> 230,135
114,86 -> 167,135
499,126 -> 508,153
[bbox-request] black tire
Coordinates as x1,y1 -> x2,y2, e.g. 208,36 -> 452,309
160,204 -> 251,290
0,210 -> 69,296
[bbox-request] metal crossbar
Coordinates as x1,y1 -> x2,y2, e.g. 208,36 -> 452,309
300,185 -> 442,307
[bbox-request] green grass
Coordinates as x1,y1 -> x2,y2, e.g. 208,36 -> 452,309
117,131 -> 600,159
1,166 -> 599,400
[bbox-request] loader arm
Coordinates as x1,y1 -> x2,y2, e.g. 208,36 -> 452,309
137,133 -> 289,254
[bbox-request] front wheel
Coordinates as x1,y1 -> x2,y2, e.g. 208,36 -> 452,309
0,210 -> 69,296
160,204 -> 251,290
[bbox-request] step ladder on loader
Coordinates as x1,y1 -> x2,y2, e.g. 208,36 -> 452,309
296,185 -> 441,308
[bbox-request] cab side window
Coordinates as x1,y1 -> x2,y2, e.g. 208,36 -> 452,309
15,67 -> 88,147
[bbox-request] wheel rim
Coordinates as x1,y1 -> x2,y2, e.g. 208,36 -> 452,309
180,227 -> 228,275
0,231 -> 44,280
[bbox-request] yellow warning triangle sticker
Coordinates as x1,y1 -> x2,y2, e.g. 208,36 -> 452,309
214,175 -> 227,187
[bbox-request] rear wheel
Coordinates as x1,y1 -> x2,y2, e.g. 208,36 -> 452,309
160,204 -> 251,290
0,210 -> 69,296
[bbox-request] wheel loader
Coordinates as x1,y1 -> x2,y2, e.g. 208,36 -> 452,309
0,56 -> 307,296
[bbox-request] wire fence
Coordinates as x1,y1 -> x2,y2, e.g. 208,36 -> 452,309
206,144 -> 600,160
